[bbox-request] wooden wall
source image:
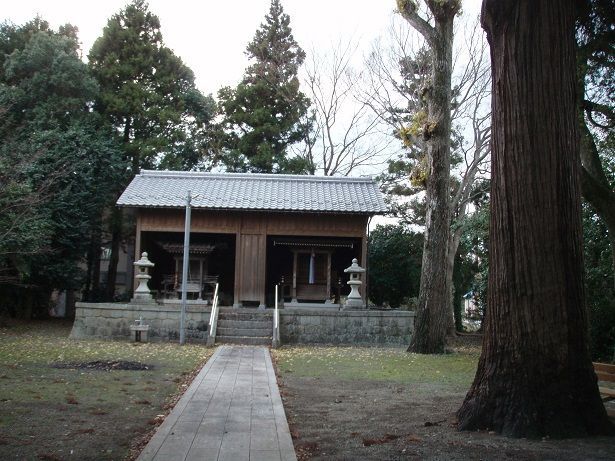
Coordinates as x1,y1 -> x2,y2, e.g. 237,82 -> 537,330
138,209 -> 367,237
136,208 -> 369,306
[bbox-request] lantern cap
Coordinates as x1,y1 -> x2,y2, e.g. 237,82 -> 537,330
344,258 -> 365,273
134,252 -> 155,268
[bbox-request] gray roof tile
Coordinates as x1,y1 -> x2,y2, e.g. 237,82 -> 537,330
117,170 -> 387,214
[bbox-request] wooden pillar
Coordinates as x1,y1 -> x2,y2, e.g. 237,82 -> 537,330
259,236 -> 267,308
362,231 -> 368,306
233,231 -> 242,307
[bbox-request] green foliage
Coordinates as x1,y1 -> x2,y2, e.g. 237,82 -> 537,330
577,0 -> 615,357
87,0 -> 217,300
459,200 -> 490,319
452,251 -> 474,331
379,42 -> 472,221
411,110 -> 428,136
584,201 -> 615,361
217,0 -> 311,173
576,0 -> 614,102
88,0 -> 216,173
368,224 -> 423,308
0,17 -> 78,81
0,20 -> 125,316
409,154 -> 429,187
0,178 -> 51,284
379,47 -> 431,218
378,162 -> 423,224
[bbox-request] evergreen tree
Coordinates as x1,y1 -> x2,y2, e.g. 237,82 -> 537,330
218,0 -> 311,173
397,0 -> 461,353
368,225 -> 423,308
89,0 -> 215,173
576,0 -> 615,286
88,0 -> 216,298
0,20 -> 125,316
457,0 -> 612,437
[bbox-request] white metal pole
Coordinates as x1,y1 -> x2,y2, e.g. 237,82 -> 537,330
180,190 -> 192,345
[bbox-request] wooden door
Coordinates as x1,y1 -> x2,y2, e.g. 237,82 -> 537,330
238,233 -> 266,303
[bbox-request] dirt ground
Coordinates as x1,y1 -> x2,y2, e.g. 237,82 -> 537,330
274,340 -> 615,461
0,320 -> 212,461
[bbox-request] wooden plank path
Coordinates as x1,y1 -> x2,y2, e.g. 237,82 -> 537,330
137,346 -> 297,461
594,362 -> 615,402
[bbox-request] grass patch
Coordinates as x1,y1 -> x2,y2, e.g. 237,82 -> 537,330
272,345 -> 479,388
0,319 -> 212,461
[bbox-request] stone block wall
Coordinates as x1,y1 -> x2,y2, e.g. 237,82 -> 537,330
71,303 -> 415,346
279,308 -> 414,346
71,302 -> 212,342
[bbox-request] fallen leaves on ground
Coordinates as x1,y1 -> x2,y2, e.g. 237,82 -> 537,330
272,345 -> 479,385
362,433 -> 401,446
0,320 -> 213,461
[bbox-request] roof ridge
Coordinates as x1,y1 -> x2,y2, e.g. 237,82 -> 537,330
139,170 -> 375,183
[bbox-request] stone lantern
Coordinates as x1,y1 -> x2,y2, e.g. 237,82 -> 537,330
132,252 -> 155,303
343,258 -> 366,309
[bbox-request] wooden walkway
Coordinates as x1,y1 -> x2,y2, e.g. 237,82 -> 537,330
137,346 -> 296,461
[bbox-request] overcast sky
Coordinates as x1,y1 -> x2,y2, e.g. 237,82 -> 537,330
2,0 -> 483,96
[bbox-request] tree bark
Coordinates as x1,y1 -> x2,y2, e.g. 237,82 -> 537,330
104,207 -> 122,301
84,217 -> 103,301
83,240 -> 94,301
90,230 -> 102,300
457,0 -> 613,437
402,0 -> 458,354
105,117 -> 134,301
65,290 -> 76,319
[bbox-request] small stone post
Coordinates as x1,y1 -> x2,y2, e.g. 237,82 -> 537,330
343,258 -> 366,309
130,316 -> 150,342
132,252 -> 155,303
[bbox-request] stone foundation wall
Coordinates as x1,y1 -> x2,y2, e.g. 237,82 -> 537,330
279,308 -> 414,346
71,302 -> 212,342
71,303 -> 415,346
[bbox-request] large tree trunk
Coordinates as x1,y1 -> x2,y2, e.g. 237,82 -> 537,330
404,0 -> 458,354
83,242 -> 94,302
84,218 -> 103,301
104,207 -> 122,301
457,0 -> 612,438
105,118 -> 134,301
90,231 -> 102,300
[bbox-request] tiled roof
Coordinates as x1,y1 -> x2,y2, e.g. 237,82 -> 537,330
117,170 -> 387,215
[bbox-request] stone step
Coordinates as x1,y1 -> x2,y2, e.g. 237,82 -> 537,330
217,315 -> 273,323
216,335 -> 272,346
217,319 -> 272,329
216,327 -> 272,338
218,311 -> 272,321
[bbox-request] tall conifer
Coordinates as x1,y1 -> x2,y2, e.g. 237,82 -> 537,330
89,0 -> 215,299
218,0 -> 311,173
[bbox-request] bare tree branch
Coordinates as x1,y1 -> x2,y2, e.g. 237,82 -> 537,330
298,41 -> 395,176
396,0 -> 437,46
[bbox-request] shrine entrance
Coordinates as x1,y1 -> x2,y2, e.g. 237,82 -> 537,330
265,236 -> 362,307
139,231 -> 236,305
